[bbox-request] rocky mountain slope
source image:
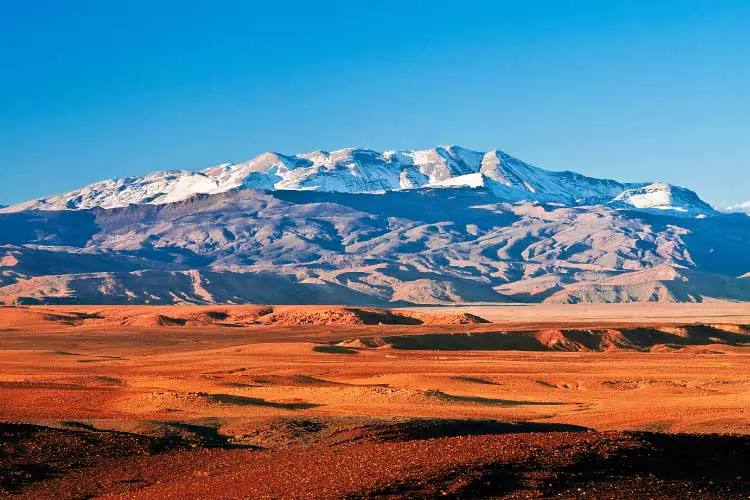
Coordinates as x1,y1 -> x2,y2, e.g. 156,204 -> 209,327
0,146 -> 746,305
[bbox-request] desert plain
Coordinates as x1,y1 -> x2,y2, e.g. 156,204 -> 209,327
2,302 -> 750,499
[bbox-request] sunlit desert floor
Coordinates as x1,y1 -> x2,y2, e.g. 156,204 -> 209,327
2,303 -> 750,499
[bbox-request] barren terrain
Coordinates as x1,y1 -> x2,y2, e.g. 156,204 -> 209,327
4,187 -> 750,308
2,303 -> 750,499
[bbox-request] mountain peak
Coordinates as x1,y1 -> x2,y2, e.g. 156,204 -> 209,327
0,146 -> 717,217
610,182 -> 716,216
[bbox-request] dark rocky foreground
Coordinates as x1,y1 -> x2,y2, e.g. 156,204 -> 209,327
2,419 -> 749,499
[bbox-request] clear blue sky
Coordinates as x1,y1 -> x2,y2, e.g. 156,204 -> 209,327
1,0 -> 748,207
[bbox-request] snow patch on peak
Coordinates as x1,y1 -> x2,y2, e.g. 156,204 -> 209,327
610,183 -> 716,216
201,152 -> 311,190
612,183 -> 679,210
3,170 -> 222,212
428,172 -> 486,189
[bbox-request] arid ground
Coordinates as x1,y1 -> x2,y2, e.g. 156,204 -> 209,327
2,303 -> 750,499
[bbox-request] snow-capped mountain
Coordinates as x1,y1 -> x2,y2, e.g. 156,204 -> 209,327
609,183 -> 717,216
0,143 -> 746,306
0,146 -> 716,217
4,170 -> 225,213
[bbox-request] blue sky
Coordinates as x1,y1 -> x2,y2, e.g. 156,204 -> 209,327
1,0 -> 748,207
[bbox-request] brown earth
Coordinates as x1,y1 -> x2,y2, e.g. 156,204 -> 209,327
2,303 -> 750,498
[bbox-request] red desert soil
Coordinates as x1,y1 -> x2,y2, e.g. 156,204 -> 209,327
1,302 -> 750,498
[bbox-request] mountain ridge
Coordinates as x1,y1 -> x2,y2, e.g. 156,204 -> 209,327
1,146 -> 716,217
1,145 -> 746,305
1,186 -> 749,305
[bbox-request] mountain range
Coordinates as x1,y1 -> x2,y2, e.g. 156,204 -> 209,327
1,146 -> 748,305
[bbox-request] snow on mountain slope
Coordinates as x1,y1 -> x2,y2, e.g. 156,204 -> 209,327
609,183 -> 717,216
5,170 -> 224,211
1,146 -> 715,216
478,150 -> 631,204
